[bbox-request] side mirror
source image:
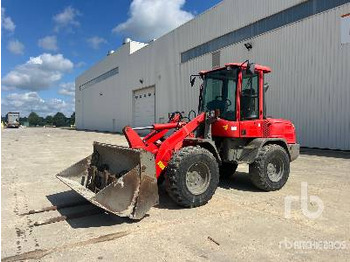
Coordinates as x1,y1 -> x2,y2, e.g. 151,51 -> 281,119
264,83 -> 270,92
246,62 -> 256,75
190,74 -> 200,87
190,76 -> 196,87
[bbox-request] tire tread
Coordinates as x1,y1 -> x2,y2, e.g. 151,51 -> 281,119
165,146 -> 219,207
249,144 -> 290,191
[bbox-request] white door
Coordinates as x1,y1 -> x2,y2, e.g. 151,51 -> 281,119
133,86 -> 155,127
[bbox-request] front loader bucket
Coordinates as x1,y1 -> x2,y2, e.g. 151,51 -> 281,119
56,142 -> 158,220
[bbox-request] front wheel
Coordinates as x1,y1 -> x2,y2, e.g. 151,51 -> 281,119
249,144 -> 290,191
165,146 -> 219,207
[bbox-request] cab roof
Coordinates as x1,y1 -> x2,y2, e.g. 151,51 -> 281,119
199,63 -> 271,75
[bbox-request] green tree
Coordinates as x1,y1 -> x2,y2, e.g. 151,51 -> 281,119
70,112 -> 75,126
38,117 -> 45,126
45,115 -> 53,125
53,112 -> 67,127
28,112 -> 40,126
19,116 -> 28,124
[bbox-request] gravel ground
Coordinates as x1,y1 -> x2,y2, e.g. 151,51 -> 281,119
1,127 -> 349,261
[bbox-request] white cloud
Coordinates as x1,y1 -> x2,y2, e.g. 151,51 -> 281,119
7,39 -> 24,55
58,82 -> 75,96
75,61 -> 86,68
2,53 -> 74,91
53,6 -> 81,32
1,8 -> 16,32
2,85 -> 16,91
87,36 -> 107,49
112,0 -> 193,41
1,92 -> 74,117
38,36 -> 58,51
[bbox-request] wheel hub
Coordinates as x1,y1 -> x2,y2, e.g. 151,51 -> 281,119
266,159 -> 284,182
185,162 -> 210,195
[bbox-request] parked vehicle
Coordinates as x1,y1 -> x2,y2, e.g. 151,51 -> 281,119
57,61 -> 299,219
6,112 -> 20,128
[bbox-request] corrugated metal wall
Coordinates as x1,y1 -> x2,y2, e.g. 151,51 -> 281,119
76,0 -> 350,150
218,4 -> 350,150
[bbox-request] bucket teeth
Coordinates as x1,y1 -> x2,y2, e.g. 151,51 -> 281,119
56,142 -> 158,219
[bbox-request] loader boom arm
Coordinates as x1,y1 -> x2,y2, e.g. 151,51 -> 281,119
123,112 -> 206,177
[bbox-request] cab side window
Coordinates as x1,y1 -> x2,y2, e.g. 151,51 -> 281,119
240,73 -> 259,120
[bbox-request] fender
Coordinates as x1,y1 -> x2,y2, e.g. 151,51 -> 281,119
221,138 -> 299,164
183,138 -> 222,164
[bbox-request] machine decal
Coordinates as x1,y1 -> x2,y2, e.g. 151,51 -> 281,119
157,161 -> 166,170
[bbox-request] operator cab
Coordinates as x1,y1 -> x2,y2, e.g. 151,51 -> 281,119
201,68 -> 237,121
195,63 -> 296,144
199,63 -> 271,122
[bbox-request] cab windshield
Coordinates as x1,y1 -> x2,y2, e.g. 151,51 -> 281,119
201,68 -> 237,121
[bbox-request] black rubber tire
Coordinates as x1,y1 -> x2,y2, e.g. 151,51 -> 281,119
157,174 -> 165,186
249,144 -> 290,191
165,146 -> 219,208
219,162 -> 238,179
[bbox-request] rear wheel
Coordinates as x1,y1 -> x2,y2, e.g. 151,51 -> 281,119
165,146 -> 219,207
249,144 -> 290,191
219,162 -> 238,179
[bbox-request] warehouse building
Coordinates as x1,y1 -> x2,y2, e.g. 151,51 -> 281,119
76,0 -> 350,150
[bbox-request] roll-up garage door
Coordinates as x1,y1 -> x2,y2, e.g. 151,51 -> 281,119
133,86 -> 155,127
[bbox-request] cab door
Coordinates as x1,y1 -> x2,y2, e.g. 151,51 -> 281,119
210,74 -> 240,138
239,71 -> 264,138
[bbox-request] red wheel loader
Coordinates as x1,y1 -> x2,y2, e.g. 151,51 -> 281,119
57,61 -> 299,219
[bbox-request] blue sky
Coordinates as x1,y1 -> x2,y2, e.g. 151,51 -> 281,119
1,0 -> 221,117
